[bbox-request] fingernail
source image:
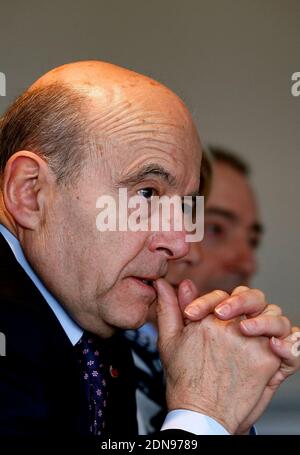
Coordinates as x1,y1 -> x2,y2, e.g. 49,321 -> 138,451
240,320 -> 257,333
183,282 -> 193,298
215,304 -> 230,317
271,336 -> 281,346
184,306 -> 200,318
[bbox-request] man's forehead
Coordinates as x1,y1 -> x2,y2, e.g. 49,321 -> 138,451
30,61 -> 190,118
211,162 -> 255,202
89,95 -> 201,190
32,60 -> 202,191
207,163 -> 260,227
32,62 -> 197,136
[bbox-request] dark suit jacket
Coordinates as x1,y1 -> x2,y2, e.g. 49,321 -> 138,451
0,232 -> 138,439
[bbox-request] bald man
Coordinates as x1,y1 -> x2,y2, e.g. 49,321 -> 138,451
0,61 -> 299,441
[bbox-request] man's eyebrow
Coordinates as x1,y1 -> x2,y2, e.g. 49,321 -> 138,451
119,163 -> 177,187
205,207 -> 238,222
205,207 -> 264,234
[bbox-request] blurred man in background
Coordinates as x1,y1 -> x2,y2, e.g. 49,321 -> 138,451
167,146 -> 263,295
126,146 -> 264,434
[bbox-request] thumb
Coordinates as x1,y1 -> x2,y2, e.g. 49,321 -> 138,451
178,279 -> 199,326
178,279 -> 199,313
154,278 -> 183,343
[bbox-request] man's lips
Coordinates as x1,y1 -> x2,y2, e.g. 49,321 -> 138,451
128,276 -> 158,294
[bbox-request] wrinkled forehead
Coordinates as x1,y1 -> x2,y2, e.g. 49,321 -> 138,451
93,87 -> 201,159
87,84 -> 201,187
32,61 -> 201,179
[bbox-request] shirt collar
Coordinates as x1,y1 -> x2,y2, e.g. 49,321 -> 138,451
0,224 -> 83,345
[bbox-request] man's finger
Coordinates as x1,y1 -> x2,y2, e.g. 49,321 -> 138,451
178,279 -> 199,313
214,288 -> 267,320
240,315 -> 291,338
154,278 -> 183,342
258,303 -> 283,317
184,289 -> 229,320
270,326 -> 300,365
231,286 -> 250,295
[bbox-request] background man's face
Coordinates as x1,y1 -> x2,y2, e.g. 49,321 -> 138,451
36,98 -> 201,336
166,161 -> 262,295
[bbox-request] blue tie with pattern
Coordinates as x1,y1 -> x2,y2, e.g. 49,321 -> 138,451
75,332 -> 108,437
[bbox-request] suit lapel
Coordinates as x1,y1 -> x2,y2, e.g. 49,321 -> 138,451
0,232 -> 138,436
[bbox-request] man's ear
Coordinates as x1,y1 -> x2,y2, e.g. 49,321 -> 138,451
2,151 -> 54,230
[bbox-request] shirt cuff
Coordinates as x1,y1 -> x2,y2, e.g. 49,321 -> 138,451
161,410 -> 230,435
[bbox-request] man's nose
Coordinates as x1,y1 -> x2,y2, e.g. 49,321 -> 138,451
229,238 -> 257,279
180,241 -> 203,266
147,230 -> 190,260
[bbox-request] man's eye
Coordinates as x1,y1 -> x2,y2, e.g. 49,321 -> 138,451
206,223 -> 225,236
182,196 -> 195,214
137,188 -> 157,199
182,202 -> 190,213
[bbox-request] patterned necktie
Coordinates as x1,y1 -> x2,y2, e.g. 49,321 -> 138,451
125,329 -> 167,433
75,332 -> 108,437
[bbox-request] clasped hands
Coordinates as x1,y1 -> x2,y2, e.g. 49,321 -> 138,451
154,279 -> 300,435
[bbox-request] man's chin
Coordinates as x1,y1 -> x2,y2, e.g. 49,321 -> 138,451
118,314 -> 148,331
117,300 -> 155,331
134,301 -> 157,329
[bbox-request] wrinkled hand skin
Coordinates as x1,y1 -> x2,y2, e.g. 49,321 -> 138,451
155,279 -> 299,435
182,284 -> 300,434
235,326 -> 300,435
162,314 -> 279,434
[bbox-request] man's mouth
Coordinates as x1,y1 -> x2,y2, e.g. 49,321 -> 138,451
141,278 -> 154,287
134,277 -> 155,288
128,276 -> 157,291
